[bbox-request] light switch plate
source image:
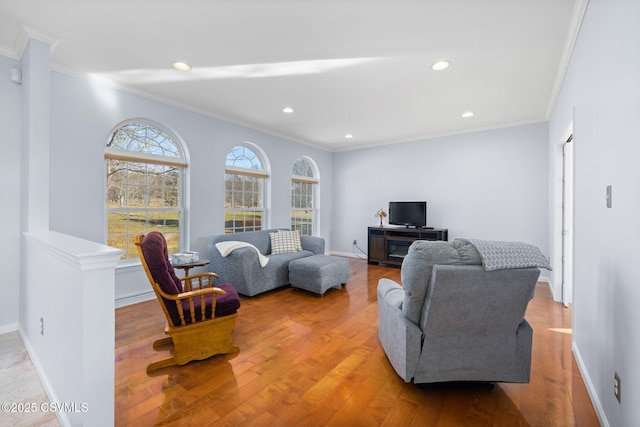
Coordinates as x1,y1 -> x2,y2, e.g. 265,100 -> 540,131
606,185 -> 612,208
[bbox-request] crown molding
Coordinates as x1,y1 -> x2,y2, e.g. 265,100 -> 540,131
14,24 -> 59,59
0,45 -> 18,60
545,0 -> 589,119
51,64 -> 333,152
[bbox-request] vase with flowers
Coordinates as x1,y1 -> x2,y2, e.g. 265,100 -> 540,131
375,209 -> 387,227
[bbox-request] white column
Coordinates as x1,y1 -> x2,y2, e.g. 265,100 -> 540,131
19,27 -> 54,233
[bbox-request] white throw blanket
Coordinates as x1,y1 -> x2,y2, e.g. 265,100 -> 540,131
215,241 -> 270,267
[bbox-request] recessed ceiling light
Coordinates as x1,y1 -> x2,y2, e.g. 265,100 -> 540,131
172,62 -> 191,71
282,107 -> 294,114
462,111 -> 474,118
345,134 -> 353,139
431,60 -> 450,71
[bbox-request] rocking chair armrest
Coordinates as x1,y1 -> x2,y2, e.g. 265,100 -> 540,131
181,271 -> 220,285
180,272 -> 221,291
154,285 -> 226,301
182,271 -> 220,281
177,286 -> 227,300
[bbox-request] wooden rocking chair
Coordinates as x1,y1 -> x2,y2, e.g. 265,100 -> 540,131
135,232 -> 241,372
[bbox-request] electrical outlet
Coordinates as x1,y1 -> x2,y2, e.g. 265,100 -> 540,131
353,239 -> 357,245
614,372 -> 621,403
40,317 -> 44,336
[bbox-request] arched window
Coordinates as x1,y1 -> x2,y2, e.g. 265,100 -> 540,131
225,144 -> 268,233
105,120 -> 187,260
291,157 -> 318,236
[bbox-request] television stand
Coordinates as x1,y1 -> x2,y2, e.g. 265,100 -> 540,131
367,226 -> 448,266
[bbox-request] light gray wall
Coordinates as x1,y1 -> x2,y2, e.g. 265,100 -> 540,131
331,123 -> 550,274
0,55 -> 22,331
47,71 -> 333,303
549,0 -> 640,425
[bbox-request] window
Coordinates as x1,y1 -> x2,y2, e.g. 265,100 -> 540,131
291,158 -> 318,236
225,144 -> 268,233
105,121 -> 187,260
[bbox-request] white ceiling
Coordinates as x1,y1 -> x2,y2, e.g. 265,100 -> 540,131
0,0 -> 585,151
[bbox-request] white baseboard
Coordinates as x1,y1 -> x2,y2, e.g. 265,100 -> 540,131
18,326 -> 70,427
0,322 -> 18,335
573,341 -> 609,427
328,251 -> 368,261
115,291 -> 156,308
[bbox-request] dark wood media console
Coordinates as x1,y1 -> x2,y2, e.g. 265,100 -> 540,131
368,226 -> 449,266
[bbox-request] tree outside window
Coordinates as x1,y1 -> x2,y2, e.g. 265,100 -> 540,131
291,158 -> 318,236
225,145 -> 268,233
105,122 -> 186,260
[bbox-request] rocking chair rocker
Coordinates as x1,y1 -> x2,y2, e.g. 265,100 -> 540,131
135,232 -> 241,372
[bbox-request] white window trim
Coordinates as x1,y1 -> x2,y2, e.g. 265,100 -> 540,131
291,156 -> 320,236
224,142 -> 271,232
104,118 -> 190,265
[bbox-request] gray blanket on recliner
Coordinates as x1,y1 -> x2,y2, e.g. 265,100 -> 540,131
455,238 -> 551,271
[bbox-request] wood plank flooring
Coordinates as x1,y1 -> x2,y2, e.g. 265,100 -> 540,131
115,258 -> 600,426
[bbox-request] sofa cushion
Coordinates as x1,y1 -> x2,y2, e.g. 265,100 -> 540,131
270,230 -> 302,254
207,229 -> 325,296
212,229 -> 278,256
401,240 -> 481,325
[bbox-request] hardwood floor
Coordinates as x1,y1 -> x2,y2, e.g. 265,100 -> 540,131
115,258 -> 600,426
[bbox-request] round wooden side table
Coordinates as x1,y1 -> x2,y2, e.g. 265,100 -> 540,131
172,259 -> 211,291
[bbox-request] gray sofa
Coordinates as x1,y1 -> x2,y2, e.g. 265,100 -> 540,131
207,229 -> 325,296
377,239 -> 543,384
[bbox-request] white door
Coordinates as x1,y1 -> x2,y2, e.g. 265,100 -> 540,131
562,136 -> 574,306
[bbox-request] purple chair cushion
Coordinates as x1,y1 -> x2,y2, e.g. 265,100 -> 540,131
140,231 -> 184,294
214,283 -> 242,316
140,232 -> 185,326
140,232 -> 240,326
179,283 -> 241,324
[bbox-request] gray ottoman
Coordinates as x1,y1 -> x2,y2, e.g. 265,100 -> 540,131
289,255 -> 350,295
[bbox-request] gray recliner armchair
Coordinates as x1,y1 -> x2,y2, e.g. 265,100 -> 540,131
377,239 -> 544,384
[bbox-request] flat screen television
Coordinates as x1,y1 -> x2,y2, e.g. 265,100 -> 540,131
388,201 -> 427,228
